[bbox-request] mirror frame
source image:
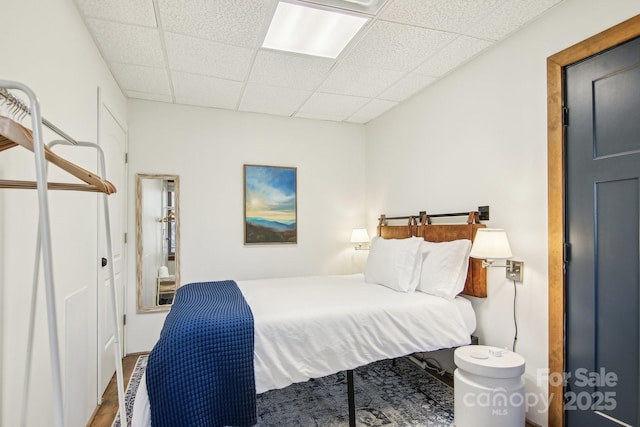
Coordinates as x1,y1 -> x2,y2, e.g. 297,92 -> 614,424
136,173 -> 181,313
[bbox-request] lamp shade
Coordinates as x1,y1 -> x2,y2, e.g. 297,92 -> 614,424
469,229 -> 513,260
350,228 -> 370,243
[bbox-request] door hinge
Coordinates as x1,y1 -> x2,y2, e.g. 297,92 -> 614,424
123,314 -> 126,326
124,232 -> 127,244
124,153 -> 128,164
564,242 -> 572,263
562,107 -> 569,126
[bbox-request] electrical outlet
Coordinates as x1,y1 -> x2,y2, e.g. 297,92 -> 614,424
506,260 -> 524,282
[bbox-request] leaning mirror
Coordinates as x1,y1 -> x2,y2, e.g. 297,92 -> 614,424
136,174 -> 180,313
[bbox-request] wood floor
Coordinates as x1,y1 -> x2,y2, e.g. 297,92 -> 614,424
87,353 -> 145,427
87,354 -> 540,427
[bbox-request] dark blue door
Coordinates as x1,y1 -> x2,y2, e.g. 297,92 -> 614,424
565,36 -> 640,427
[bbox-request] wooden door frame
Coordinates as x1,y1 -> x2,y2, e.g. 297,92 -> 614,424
547,14 -> 640,427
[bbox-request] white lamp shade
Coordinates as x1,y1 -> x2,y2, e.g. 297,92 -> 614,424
469,229 -> 513,260
158,265 -> 169,278
350,228 -> 370,243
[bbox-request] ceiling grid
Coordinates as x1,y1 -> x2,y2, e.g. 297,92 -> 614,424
74,0 -> 564,123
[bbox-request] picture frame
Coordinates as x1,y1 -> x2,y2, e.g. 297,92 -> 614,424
244,164 -> 297,245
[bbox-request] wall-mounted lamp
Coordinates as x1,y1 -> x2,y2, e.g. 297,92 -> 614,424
469,229 -> 524,282
350,228 -> 370,250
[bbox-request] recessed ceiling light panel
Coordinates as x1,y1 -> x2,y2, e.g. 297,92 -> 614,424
262,2 -> 369,58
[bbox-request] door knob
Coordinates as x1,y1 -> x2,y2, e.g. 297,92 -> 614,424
101,257 -> 108,267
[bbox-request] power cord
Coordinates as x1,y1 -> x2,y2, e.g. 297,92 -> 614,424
512,279 -> 518,352
422,358 -> 447,376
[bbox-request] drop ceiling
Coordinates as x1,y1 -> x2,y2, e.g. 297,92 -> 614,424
74,0 -> 564,124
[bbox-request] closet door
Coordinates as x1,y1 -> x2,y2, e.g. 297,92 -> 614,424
97,99 -> 128,400
565,35 -> 640,427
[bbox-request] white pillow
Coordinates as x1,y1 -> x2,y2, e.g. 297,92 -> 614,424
417,239 -> 472,300
364,236 -> 424,292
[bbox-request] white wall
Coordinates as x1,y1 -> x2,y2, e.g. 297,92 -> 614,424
126,100 -> 366,352
365,1 -> 640,426
0,0 -> 126,426
2,0 -> 637,425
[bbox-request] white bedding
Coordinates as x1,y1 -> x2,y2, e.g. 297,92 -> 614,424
132,274 -> 475,427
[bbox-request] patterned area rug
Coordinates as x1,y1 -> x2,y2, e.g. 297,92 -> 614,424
113,355 -> 148,427
114,356 -> 454,427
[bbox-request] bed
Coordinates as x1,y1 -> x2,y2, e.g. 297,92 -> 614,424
131,213 -> 486,427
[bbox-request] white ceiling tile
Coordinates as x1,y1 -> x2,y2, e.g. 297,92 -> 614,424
249,50 -> 335,91
296,92 -> 370,121
74,0 -> 157,27
158,0 -> 275,48
110,63 -> 171,95
465,0 -> 564,41
343,20 -> 456,71
165,33 -> 254,81
414,35 -> 493,77
347,99 -> 397,123
126,91 -> 174,103
76,0 -> 566,122
379,73 -> 436,102
380,0 -> 502,34
294,111 -> 344,122
172,72 -> 243,109
239,83 -> 311,116
86,18 -> 164,67
319,63 -> 405,98
300,0 -> 391,15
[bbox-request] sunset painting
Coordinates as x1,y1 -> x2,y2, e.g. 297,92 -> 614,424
244,165 -> 297,244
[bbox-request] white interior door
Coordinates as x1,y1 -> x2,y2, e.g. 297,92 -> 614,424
97,97 -> 127,400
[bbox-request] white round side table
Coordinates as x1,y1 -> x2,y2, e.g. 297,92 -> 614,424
454,345 -> 526,427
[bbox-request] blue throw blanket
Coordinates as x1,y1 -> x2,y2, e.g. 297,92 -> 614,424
146,280 -> 256,427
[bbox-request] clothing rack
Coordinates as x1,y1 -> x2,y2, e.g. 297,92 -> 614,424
0,87 -> 78,145
0,115 -> 116,193
0,80 -> 126,427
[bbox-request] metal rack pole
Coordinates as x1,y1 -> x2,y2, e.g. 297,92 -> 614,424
0,80 -> 65,427
49,139 -> 127,425
0,88 -> 78,145
21,229 -> 42,427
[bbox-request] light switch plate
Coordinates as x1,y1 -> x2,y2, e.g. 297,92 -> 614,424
506,260 -> 524,282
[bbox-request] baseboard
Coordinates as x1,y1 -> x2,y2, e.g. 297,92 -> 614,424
124,352 -> 149,360
86,406 -> 99,427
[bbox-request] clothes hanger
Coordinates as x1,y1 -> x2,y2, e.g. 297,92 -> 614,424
0,115 -> 116,194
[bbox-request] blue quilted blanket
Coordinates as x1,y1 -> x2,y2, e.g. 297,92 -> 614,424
146,280 -> 256,427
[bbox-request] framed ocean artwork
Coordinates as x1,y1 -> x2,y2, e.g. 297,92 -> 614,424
244,164 -> 297,244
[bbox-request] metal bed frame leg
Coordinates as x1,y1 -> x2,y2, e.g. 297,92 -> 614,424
347,370 -> 356,427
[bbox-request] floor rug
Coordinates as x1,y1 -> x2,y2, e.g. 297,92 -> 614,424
114,356 -> 454,427
113,355 -> 147,427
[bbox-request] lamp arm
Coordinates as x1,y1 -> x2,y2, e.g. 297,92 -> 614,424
481,260 -> 509,268
481,260 -> 518,271
480,259 -> 524,282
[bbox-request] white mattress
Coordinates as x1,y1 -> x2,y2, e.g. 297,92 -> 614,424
132,274 -> 475,427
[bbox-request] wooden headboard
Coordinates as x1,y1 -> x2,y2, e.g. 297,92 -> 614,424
377,212 -> 487,298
